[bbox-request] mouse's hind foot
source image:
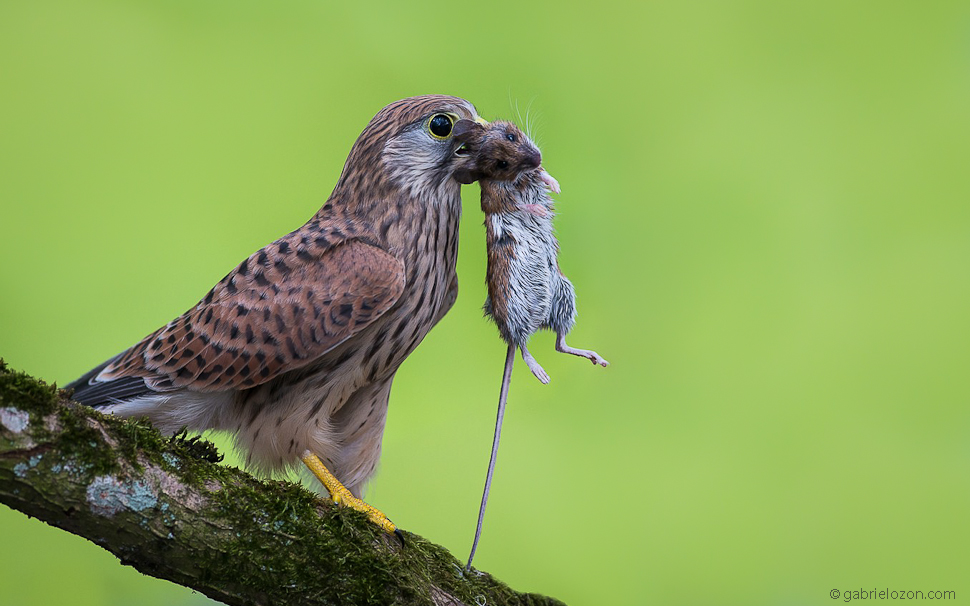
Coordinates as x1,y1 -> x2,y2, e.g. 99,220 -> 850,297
520,344 -> 550,384
556,333 -> 609,367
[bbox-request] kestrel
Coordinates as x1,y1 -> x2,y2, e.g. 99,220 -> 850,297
67,95 -> 487,534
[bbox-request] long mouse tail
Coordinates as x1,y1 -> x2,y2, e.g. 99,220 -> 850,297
465,342 -> 515,573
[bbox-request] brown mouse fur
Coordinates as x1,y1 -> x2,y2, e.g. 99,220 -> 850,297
453,119 -> 547,215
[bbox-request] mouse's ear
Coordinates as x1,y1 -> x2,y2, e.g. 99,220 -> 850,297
452,119 -> 485,143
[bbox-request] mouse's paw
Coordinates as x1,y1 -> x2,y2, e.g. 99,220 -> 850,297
521,346 -> 551,384
519,203 -> 548,217
556,337 -> 609,368
529,362 -> 551,384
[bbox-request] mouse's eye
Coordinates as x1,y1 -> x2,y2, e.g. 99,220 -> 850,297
497,160 -> 509,169
506,133 -> 516,142
428,114 -> 454,139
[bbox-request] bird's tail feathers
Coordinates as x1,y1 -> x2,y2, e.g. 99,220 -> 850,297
64,349 -> 152,407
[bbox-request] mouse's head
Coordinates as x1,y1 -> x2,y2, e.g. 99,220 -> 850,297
452,119 -> 541,185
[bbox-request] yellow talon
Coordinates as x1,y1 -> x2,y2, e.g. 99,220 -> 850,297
301,451 -> 398,535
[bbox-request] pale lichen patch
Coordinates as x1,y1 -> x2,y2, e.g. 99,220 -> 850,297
0,407 -> 29,433
162,452 -> 181,470
86,475 -> 159,517
13,453 -> 43,477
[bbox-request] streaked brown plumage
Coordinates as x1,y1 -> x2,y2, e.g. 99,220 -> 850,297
68,95 -> 483,503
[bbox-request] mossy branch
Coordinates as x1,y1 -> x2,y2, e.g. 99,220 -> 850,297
0,361 -> 564,606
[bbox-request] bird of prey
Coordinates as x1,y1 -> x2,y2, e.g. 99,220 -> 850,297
67,95 -> 487,534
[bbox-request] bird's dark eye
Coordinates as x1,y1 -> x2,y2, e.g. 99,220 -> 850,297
505,133 -> 516,142
428,114 -> 454,139
497,160 -> 509,169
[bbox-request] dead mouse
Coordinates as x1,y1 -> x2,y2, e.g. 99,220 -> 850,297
453,118 -> 608,572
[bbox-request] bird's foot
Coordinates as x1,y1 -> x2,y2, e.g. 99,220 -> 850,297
301,451 -> 398,536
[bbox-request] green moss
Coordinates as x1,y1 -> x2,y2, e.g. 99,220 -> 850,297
0,361 -> 226,481
200,470 -> 416,604
52,403 -> 120,475
112,415 -> 170,468
1,360 -> 565,605
202,469 -> 562,605
0,359 -> 60,416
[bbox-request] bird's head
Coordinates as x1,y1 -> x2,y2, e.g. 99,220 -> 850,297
334,95 -> 488,204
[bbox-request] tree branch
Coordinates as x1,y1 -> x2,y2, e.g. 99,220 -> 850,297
0,360 -> 563,606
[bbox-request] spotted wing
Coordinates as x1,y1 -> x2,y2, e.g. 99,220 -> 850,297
95,238 -> 405,392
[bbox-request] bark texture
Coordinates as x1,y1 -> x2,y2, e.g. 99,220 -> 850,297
0,360 -> 564,606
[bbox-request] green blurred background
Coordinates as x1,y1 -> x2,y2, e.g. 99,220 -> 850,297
2,1 -> 969,604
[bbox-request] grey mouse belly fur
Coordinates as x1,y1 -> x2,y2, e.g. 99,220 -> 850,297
483,175 -> 576,348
